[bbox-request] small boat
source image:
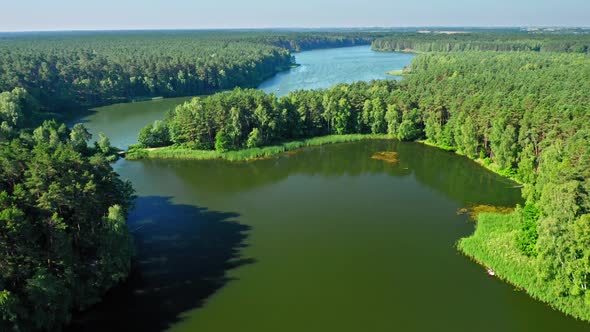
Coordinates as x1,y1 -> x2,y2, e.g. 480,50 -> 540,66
487,268 -> 496,276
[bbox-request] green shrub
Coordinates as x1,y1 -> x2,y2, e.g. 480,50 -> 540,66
138,120 -> 171,148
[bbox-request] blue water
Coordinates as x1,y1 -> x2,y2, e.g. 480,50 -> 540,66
259,46 -> 414,96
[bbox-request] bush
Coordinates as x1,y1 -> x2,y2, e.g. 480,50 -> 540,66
138,120 -> 171,148
246,128 -> 262,148
215,129 -> 231,152
516,204 -> 540,257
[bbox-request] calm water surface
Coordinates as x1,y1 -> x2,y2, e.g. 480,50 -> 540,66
71,47 -> 590,331
259,46 -> 414,97
79,96 -> 191,149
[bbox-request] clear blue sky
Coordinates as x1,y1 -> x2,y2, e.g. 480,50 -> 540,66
1,0 -> 588,31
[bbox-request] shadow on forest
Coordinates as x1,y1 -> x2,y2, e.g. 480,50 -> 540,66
68,196 -> 253,332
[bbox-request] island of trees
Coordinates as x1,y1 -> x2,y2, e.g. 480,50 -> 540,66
1,29 -> 590,329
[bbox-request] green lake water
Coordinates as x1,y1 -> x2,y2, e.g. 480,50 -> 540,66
70,46 -> 590,331
79,96 -> 192,149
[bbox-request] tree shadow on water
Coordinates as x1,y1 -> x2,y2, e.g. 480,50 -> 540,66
68,196 -> 253,332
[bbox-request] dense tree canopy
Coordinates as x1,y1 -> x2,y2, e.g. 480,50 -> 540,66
153,80 -> 406,150
2,29 -> 588,125
372,33 -> 590,53
0,121 -> 134,330
0,88 -> 39,142
0,31 -> 390,120
0,34 -> 290,114
403,52 -> 590,300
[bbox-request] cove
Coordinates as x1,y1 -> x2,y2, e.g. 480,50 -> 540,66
70,46 -> 590,331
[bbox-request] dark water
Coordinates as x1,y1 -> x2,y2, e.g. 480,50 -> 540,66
71,46 -> 590,331
70,140 -> 590,331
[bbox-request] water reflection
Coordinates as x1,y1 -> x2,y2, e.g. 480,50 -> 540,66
132,140 -> 521,207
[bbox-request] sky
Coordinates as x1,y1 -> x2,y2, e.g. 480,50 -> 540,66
0,0 -> 588,32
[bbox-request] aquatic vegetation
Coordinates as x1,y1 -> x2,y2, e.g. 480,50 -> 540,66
127,134 -> 395,161
283,150 -> 302,157
457,204 -> 514,221
386,69 -> 406,76
370,151 -> 399,164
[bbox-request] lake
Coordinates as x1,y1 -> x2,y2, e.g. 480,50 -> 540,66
71,46 -> 590,331
80,46 -> 413,149
259,46 -> 414,97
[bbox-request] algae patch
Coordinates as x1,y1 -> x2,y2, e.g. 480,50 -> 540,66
371,151 -> 399,164
457,204 -> 515,221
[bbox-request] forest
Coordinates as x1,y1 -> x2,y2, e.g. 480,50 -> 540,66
372,32 -> 590,53
0,120 -> 134,330
4,30 -> 588,125
2,30 -> 590,329
0,31 -> 385,121
135,50 -> 590,319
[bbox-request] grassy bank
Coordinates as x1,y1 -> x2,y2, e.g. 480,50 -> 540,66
126,134 -> 395,161
418,139 -> 456,151
129,135 -> 520,187
458,212 -> 590,322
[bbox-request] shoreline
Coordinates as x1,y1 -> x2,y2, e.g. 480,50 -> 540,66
128,134 -> 522,186
126,134 -> 397,161
417,139 -> 524,185
128,129 -> 583,322
458,212 -> 590,322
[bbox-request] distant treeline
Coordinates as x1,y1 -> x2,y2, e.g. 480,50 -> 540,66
264,32 -> 374,51
372,33 -> 590,53
138,51 -> 590,319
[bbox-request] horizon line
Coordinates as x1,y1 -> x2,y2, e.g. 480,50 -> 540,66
2,25 -> 590,34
